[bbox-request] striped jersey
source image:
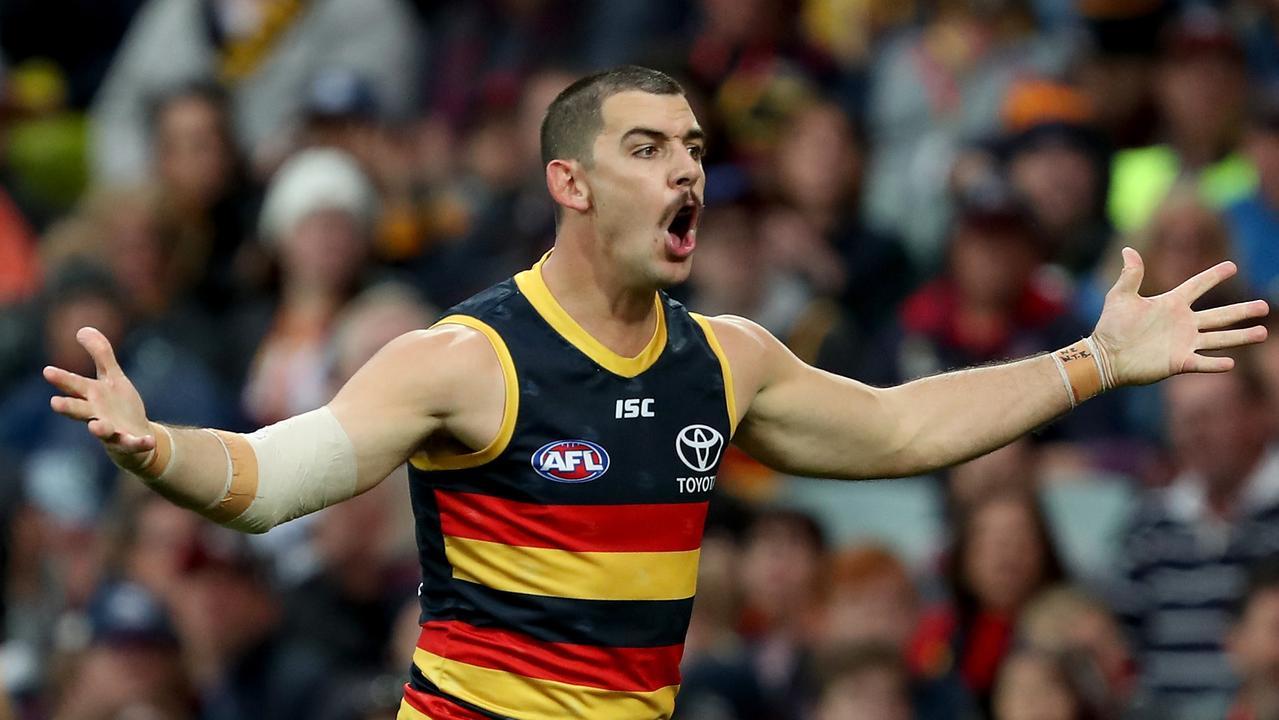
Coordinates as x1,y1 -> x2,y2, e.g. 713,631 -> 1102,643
397,255 -> 736,720
1113,447 -> 1279,719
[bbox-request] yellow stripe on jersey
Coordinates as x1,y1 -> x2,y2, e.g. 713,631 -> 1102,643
410,315 -> 520,472
514,252 -> 667,378
443,536 -> 699,601
414,648 -> 679,720
689,313 -> 738,437
396,700 -> 430,720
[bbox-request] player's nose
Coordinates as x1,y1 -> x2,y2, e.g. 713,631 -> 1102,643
669,151 -> 703,190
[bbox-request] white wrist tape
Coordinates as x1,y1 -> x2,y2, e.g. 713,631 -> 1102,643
208,406 -> 359,534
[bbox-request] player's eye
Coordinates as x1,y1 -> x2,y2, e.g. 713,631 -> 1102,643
688,145 -> 705,161
634,145 -> 659,158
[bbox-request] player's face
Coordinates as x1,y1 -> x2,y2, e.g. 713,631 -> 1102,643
585,91 -> 706,288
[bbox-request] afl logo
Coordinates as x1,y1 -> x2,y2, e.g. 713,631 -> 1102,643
532,440 -> 610,483
676,424 -> 725,473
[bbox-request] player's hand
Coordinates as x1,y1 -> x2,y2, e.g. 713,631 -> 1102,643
1092,247 -> 1269,386
43,327 -> 156,472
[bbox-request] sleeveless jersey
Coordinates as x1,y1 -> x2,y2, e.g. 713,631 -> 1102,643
397,256 -> 737,720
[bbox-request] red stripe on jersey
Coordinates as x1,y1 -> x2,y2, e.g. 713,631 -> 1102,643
417,620 -> 685,692
435,490 -> 708,553
401,683 -> 494,720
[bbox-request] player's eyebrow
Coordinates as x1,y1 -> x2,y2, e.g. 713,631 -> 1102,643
621,127 -> 707,146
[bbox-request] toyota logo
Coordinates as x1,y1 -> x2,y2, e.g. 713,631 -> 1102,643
676,424 -> 724,473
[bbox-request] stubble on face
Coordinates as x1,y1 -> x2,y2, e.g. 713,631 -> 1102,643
582,91 -> 706,290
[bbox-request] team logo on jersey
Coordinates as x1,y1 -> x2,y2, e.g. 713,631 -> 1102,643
532,440 -> 610,483
676,424 -> 724,473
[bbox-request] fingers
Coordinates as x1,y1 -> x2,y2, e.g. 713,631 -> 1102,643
86,417 -> 115,440
75,327 -> 122,379
50,395 -> 95,421
1196,300 -> 1271,330
1196,325 -> 1269,351
1183,353 -> 1235,373
43,366 -> 91,398
1111,247 -> 1146,296
83,416 -> 155,453
1175,260 -> 1237,304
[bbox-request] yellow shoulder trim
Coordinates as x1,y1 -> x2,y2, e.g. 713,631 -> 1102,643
690,313 -> 738,437
409,315 -> 519,472
513,254 -> 666,378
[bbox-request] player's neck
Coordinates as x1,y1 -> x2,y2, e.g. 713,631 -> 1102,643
540,236 -> 660,357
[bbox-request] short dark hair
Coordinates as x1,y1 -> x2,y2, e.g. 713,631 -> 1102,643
540,66 -> 684,168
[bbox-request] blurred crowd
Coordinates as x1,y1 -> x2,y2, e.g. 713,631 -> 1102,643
6,0 -> 1279,719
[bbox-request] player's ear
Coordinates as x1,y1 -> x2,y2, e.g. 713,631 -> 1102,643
547,159 -> 590,214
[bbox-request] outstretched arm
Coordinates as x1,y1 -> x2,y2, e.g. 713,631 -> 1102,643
42,324 -> 504,531
721,248 -> 1269,479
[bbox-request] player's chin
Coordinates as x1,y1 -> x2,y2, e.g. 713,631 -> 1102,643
653,248 -> 694,284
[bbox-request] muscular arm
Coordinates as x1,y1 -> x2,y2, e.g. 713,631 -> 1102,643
43,324 -> 504,529
721,316 -> 1072,478
718,250 -> 1269,480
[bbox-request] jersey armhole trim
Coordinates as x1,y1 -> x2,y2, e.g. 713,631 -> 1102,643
409,315 -> 519,472
689,313 -> 738,437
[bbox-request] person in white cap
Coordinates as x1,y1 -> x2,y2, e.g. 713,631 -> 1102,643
243,147 -> 376,425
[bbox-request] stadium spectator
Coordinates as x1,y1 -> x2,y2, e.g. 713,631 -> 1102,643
738,508 -> 829,719
240,147 -> 377,425
862,179 -> 1080,382
1019,586 -> 1139,713
163,525 -> 294,720
911,487 -> 1068,714
677,525 -> 768,720
992,648 -> 1115,720
864,179 -> 1131,443
1073,0 -> 1163,151
1226,88 -> 1279,300
686,197 -> 821,351
51,581 -> 196,720
1227,556 -> 1279,720
148,80 -> 260,315
327,283 -> 436,398
999,79 -> 1113,277
863,0 -> 1068,261
269,481 -> 414,718
1114,363 -> 1279,719
811,642 -> 914,720
1107,5 -> 1255,234
90,0 -> 420,183
70,185 -> 228,374
762,98 -> 914,370
814,543 -> 971,718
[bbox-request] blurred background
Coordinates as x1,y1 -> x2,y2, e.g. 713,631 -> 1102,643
6,0 -> 1279,718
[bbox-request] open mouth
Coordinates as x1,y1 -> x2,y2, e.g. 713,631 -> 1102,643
668,203 -> 697,238
664,200 -> 701,259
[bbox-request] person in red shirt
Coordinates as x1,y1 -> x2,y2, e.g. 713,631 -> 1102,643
911,487 -> 1067,712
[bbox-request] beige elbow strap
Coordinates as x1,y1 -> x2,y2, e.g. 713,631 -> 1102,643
204,430 -> 260,524
206,407 -> 359,533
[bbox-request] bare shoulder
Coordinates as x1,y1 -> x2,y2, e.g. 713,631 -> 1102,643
700,314 -> 790,364
333,322 -> 504,419
696,314 -> 796,409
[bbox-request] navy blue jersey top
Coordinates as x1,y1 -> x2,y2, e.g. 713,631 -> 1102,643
398,254 -> 737,720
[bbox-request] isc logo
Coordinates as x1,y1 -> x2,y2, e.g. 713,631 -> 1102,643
615,398 -> 655,418
531,440 -> 610,483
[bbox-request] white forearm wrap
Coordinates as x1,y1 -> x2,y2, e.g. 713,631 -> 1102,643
213,406 -> 359,533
